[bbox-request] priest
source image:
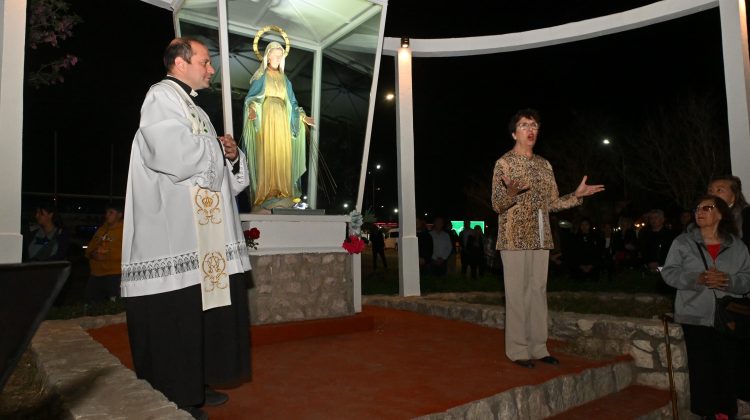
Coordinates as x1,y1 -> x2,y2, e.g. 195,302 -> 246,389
121,37 -> 252,420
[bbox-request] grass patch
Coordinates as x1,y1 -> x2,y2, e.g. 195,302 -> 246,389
548,269 -> 673,295
45,299 -> 125,320
0,350 -> 63,419
361,249 -> 675,298
446,293 -> 672,319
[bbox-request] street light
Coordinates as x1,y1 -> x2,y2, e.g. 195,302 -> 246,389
385,93 -> 394,101
371,163 -> 381,215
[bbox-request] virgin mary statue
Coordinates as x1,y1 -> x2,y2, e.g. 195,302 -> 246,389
241,41 -> 314,212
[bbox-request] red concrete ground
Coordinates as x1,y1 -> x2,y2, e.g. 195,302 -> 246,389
89,306 -> 630,419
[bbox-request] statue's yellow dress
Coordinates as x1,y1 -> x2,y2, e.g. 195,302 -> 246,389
254,70 -> 291,205
242,67 -> 307,210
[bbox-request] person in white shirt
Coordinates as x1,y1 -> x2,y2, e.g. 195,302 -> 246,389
429,216 -> 454,275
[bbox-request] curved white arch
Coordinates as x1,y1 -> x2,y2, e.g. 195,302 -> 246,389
382,0 -> 717,57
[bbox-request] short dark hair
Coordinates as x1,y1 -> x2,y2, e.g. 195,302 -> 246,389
508,108 -> 541,135
105,201 -> 124,214
36,201 -> 63,228
163,37 -> 203,72
697,194 -> 738,238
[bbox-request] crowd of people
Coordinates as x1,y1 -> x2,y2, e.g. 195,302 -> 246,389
549,209 -> 686,281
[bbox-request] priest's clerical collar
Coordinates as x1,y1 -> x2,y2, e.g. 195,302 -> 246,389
165,75 -> 198,97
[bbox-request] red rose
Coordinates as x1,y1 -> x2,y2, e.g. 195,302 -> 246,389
248,227 -> 260,240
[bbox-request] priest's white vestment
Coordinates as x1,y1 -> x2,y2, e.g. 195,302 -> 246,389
121,81 -> 252,298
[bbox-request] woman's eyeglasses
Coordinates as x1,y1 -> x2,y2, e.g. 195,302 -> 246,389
517,123 -> 540,131
694,205 -> 716,213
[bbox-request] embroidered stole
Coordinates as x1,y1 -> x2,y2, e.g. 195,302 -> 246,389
159,79 -> 231,311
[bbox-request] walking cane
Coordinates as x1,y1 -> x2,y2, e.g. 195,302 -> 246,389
661,313 -> 679,420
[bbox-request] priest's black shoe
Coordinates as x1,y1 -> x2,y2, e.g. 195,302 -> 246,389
182,406 -> 208,420
538,356 -> 560,365
513,359 -> 535,368
205,387 -> 229,407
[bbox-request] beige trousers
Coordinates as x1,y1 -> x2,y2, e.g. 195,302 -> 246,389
500,249 -> 550,361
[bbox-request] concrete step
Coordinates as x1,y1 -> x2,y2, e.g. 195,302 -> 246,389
413,358 -> 636,419
546,385 -> 672,420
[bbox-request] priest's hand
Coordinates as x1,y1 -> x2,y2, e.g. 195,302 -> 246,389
574,176 -> 605,198
220,134 -> 238,161
248,107 -> 257,121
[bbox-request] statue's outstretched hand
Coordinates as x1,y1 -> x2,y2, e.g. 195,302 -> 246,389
248,107 -> 257,121
304,116 -> 315,127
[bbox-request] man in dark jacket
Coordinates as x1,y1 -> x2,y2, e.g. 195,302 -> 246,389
370,227 -> 387,270
639,209 -> 675,272
416,215 -> 433,274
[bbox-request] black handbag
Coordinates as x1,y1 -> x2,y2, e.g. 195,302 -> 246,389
713,294 -> 750,339
695,241 -> 750,339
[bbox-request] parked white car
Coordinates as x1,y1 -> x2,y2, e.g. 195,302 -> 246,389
384,228 -> 399,249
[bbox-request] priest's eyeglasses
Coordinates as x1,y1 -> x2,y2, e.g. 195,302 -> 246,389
694,204 -> 716,213
517,123 -> 540,131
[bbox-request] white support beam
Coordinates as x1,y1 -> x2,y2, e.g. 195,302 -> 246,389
307,48 -> 322,208
382,0 -> 717,57
720,0 -> 750,191
352,3 -> 388,312
320,5 -> 382,49
0,0 -> 27,263
395,47 -> 420,297
216,0 -> 234,135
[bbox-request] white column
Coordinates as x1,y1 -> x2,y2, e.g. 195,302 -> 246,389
351,253 -> 362,311
0,0 -> 26,263
720,0 -> 750,188
216,0 -> 233,135
307,49 -> 323,208
395,47 -> 420,297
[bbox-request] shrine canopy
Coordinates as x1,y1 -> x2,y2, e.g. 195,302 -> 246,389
142,0 -> 388,212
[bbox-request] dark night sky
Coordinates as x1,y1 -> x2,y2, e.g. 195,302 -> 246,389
22,0 -> 730,222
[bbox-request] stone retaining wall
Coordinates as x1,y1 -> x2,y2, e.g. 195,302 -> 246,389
413,359 -> 639,419
364,294 -> 692,418
248,253 -> 353,324
30,319 -> 190,419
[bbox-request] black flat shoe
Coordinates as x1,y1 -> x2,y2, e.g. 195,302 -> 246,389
182,406 -> 209,420
204,387 -> 229,407
538,356 -> 560,365
513,359 -> 535,368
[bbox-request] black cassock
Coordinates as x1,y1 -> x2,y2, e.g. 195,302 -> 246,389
125,272 -> 251,407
